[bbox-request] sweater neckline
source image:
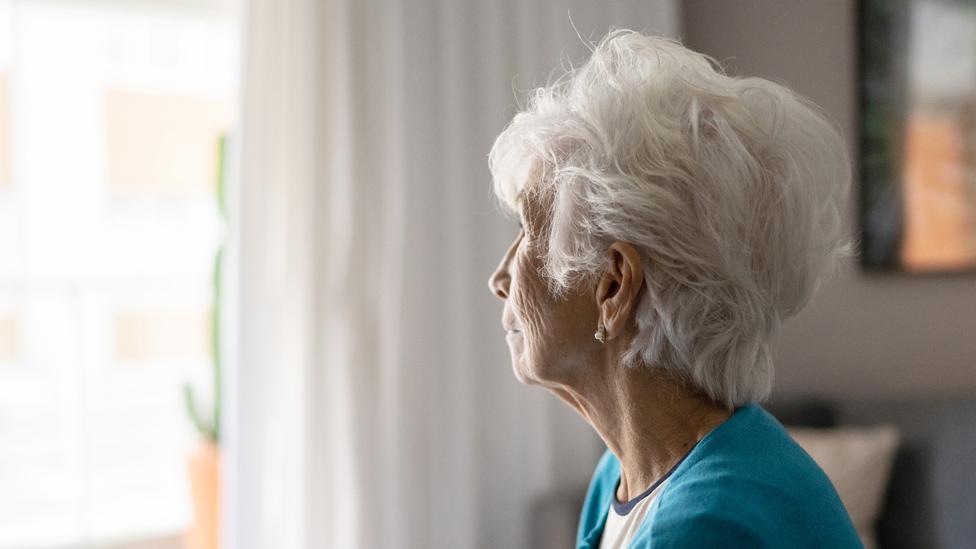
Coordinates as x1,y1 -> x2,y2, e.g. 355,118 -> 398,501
610,433 -> 704,516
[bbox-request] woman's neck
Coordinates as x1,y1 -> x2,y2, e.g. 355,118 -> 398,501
550,363 -> 733,502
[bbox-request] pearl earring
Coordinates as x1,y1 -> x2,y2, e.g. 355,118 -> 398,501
594,323 -> 607,343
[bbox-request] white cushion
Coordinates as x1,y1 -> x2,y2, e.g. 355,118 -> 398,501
788,425 -> 900,549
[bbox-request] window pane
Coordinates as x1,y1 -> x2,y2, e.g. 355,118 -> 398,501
0,1 -> 239,546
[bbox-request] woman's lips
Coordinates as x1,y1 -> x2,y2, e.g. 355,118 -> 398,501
502,320 -> 521,334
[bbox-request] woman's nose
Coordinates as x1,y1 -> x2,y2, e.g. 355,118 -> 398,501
489,254 -> 511,300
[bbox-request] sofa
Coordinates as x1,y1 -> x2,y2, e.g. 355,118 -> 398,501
529,395 -> 976,549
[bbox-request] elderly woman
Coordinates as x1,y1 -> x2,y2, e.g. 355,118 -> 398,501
487,31 -> 860,548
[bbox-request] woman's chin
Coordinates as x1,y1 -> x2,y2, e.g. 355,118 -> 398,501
506,336 -> 547,386
512,363 -> 538,386
510,355 -> 545,386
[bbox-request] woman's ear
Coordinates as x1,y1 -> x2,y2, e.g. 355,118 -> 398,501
594,242 -> 645,341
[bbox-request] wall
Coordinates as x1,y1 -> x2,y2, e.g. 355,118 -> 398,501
682,0 -> 976,400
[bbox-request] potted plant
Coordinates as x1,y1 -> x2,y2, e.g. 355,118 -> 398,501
183,135 -> 228,549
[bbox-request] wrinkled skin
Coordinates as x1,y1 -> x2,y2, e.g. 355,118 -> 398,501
487,184 -> 732,503
488,194 -> 600,389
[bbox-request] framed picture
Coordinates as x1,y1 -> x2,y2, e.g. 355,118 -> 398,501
858,0 -> 976,273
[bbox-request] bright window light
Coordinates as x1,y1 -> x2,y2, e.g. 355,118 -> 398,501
0,1 -> 240,547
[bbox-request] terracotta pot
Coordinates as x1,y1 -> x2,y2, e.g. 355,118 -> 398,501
186,441 -> 220,549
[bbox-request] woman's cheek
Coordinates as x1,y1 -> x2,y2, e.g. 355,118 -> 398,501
515,266 -> 549,341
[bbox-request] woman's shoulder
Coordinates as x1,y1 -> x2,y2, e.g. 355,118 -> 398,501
673,403 -> 842,497
642,403 -> 862,547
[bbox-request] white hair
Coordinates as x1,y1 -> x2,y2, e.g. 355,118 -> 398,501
488,30 -> 854,407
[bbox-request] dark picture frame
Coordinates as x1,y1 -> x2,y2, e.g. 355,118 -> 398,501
858,0 -> 976,273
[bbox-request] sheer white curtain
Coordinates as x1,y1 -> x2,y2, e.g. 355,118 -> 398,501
227,1 -> 678,548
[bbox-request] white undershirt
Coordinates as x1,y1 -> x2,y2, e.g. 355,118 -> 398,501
598,478 -> 668,549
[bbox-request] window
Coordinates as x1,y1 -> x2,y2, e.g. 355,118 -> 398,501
0,1 -> 240,546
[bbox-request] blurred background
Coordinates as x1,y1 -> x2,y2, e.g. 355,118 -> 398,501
0,0 -> 973,548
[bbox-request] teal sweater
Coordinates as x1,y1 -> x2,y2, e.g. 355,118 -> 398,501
576,403 -> 863,548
